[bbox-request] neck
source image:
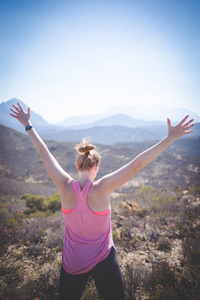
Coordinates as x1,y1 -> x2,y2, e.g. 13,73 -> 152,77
79,170 -> 94,185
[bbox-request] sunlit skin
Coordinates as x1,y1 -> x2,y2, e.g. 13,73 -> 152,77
10,102 -> 195,212
75,161 -> 99,189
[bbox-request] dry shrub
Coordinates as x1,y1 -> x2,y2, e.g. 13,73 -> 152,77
0,267 -> 60,300
81,277 -> 101,300
144,260 -> 199,300
124,263 -> 144,300
0,208 -> 23,255
156,237 -> 172,251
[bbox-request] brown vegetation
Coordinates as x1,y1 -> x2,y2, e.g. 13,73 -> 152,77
0,125 -> 200,299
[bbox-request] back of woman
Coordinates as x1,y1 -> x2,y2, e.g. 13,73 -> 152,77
62,179 -> 114,275
10,102 -> 194,300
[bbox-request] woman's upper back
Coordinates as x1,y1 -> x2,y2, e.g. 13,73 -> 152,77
60,179 -> 110,212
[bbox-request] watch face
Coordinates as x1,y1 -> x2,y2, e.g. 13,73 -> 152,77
26,125 -> 32,131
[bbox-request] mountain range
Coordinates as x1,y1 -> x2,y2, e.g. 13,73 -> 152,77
57,105 -> 200,127
0,98 -> 199,144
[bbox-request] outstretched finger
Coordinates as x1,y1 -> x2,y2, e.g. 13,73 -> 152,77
12,104 -> 20,112
167,118 -> 171,127
183,119 -> 194,128
17,102 -> 23,111
179,115 -> 189,125
184,123 -> 195,131
10,113 -> 18,118
184,129 -> 194,135
10,108 -> 18,116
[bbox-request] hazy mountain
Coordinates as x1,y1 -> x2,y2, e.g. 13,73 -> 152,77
147,104 -> 200,122
106,104 -> 200,123
0,98 -> 50,133
0,99 -> 199,144
37,123 -> 200,145
59,104 -> 200,127
56,113 -> 108,127
63,114 -> 165,130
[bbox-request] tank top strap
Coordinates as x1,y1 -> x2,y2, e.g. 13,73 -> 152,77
73,180 -> 93,200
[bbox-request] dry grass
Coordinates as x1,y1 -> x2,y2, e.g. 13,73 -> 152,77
0,125 -> 200,299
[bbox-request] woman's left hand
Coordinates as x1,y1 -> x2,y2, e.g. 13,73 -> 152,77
167,115 -> 195,141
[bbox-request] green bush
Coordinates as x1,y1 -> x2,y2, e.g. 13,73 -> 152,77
22,193 -> 61,216
47,193 -> 61,212
27,195 -> 47,210
22,194 -> 47,214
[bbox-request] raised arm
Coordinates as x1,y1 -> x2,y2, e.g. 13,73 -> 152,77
99,116 -> 195,193
10,102 -> 72,191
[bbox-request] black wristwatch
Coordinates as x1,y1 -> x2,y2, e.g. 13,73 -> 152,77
25,125 -> 33,131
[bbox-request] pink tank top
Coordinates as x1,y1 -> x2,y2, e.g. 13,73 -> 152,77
61,180 -> 114,274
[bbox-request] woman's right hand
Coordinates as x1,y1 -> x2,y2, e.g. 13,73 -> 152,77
10,102 -> 31,128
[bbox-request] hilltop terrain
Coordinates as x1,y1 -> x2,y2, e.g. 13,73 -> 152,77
0,124 -> 200,299
0,124 -> 199,198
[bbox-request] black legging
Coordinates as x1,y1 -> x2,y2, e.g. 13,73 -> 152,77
58,247 -> 125,300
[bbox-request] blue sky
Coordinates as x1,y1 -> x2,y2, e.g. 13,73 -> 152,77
0,0 -> 199,123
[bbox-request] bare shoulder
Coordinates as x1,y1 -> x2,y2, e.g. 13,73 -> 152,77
91,179 -> 107,195
60,178 -> 76,208
88,179 -> 110,211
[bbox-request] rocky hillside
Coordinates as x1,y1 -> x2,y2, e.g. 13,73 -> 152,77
0,124 -> 200,299
0,124 -> 200,197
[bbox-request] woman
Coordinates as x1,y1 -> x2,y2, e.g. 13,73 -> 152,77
10,102 -> 194,300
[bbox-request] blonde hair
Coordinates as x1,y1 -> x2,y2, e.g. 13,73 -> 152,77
75,138 -> 100,171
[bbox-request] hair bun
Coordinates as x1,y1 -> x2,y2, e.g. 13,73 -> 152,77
78,145 -> 95,153
75,138 -> 100,170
